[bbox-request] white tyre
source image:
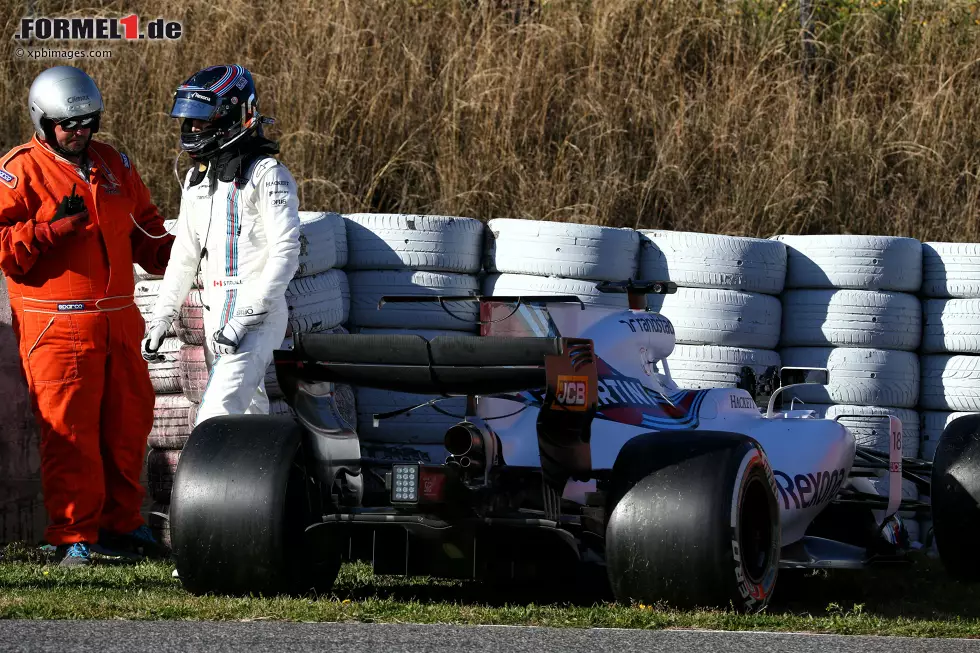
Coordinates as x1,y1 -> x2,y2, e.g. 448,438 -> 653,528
134,279 -> 176,338
808,404 -> 919,456
779,347 -> 919,408
147,337 -> 183,394
285,269 -> 347,333
485,218 -> 640,281
176,290 -> 205,346
666,345 -> 779,391
779,289 -> 921,351
922,242 -> 980,298
347,271 -> 480,331
344,214 -> 484,273
355,387 -> 467,444
920,411 -> 979,461
299,211 -> 348,270
148,394 -> 194,449
920,355 -> 980,412
295,211 -> 338,276
648,288 -> 781,349
178,344 -> 207,404
922,299 -> 980,354
773,234 -> 922,291
483,273 -> 628,308
639,230 -> 787,294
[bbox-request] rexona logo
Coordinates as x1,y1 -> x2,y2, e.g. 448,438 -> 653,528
773,467 -> 847,511
15,15 -> 183,41
190,92 -> 213,103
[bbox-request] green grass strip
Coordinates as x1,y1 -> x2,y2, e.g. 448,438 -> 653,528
3,543 -> 980,636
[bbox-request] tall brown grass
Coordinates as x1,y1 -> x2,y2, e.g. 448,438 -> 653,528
1,0 -> 979,241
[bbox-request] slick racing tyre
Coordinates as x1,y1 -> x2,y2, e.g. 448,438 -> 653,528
931,414 -> 980,581
920,411 -> 979,461
170,415 -> 342,596
605,431 -> 780,613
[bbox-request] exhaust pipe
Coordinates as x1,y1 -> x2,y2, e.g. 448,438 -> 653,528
445,421 -> 485,458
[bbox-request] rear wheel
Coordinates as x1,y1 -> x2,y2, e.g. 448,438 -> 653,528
932,413 -> 980,581
170,415 -> 342,596
605,431 -> 780,613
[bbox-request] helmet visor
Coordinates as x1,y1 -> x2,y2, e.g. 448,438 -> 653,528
170,97 -> 217,122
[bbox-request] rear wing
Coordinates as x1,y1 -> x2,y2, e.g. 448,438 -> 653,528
273,332 -> 596,398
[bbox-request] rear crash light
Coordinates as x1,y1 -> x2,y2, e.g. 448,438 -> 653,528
391,464 -> 419,503
389,464 -> 449,505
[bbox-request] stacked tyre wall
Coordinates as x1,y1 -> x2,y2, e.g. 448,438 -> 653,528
916,243 -> 980,550
637,231 -> 786,393
138,212 -> 980,554
773,235 -> 925,545
136,212 -> 353,548
342,214 -> 485,466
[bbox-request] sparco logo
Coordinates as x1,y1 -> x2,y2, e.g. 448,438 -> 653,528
15,15 -> 183,41
67,95 -> 89,103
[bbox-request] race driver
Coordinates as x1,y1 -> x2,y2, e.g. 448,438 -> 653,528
0,66 -> 174,566
142,65 -> 300,425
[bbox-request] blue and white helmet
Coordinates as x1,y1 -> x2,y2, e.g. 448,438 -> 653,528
170,65 -> 266,160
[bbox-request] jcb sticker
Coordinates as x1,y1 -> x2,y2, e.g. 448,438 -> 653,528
555,375 -> 589,411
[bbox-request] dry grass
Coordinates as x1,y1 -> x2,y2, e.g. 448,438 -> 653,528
1,0 -> 979,241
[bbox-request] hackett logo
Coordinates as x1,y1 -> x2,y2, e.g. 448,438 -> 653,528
15,15 -> 183,41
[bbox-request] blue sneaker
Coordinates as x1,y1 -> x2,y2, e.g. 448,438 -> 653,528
56,542 -> 92,567
95,525 -> 169,560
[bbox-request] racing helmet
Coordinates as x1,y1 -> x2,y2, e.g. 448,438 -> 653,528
28,66 -> 104,151
170,64 -> 264,160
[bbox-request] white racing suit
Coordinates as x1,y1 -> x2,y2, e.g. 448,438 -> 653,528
150,154 -> 300,425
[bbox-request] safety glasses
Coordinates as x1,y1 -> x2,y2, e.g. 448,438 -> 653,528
55,113 -> 100,131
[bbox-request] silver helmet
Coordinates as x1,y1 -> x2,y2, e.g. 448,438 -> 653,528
28,66 -> 104,142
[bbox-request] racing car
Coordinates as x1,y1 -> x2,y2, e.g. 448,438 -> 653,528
167,280 -> 980,613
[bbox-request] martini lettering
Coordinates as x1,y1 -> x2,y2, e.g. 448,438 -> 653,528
618,317 -> 674,334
